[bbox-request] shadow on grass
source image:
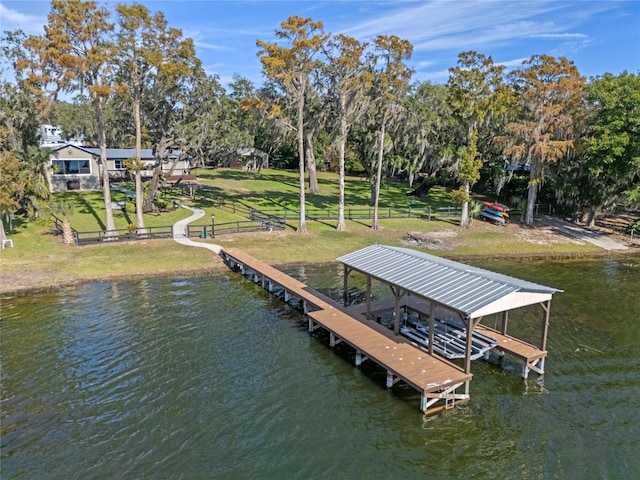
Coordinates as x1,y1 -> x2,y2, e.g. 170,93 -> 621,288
75,193 -> 106,231
3,215 -> 28,235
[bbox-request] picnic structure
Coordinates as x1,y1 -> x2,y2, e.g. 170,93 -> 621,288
220,245 -> 561,414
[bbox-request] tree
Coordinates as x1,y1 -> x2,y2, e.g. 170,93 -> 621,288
398,81 -> 454,190
583,72 -> 640,214
49,200 -> 76,244
322,34 -> 370,231
257,16 -> 328,233
21,0 -> 118,236
1,30 -> 42,152
367,35 -> 413,230
553,72 -> 640,223
115,3 -> 200,228
501,55 -> 585,225
0,151 -> 21,241
448,51 -> 506,228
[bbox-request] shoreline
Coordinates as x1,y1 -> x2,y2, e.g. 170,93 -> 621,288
2,246 -> 637,297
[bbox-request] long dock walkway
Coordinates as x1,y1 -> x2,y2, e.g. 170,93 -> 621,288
220,248 -> 472,414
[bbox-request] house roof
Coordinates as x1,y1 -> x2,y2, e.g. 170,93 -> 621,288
52,144 -> 179,160
337,245 -> 561,319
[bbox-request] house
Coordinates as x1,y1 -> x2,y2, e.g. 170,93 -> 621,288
47,144 -> 191,193
38,124 -> 84,148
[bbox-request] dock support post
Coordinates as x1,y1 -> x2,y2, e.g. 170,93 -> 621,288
386,372 -> 399,388
308,318 -> 320,332
343,265 -> 349,307
355,351 -> 369,366
501,311 -> 509,335
330,332 -> 342,347
366,276 -> 372,320
540,300 -> 551,352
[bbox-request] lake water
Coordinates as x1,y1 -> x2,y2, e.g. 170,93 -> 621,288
1,254 -> 639,479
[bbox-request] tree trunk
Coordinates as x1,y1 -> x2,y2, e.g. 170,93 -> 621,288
296,91 -> 307,234
372,119 -> 386,230
337,107 -> 347,232
0,213 -> 7,242
524,171 -> 538,226
134,95 -> 146,234
460,180 -> 471,228
143,162 -> 162,213
62,217 -> 75,245
96,100 -> 117,237
305,129 -> 319,193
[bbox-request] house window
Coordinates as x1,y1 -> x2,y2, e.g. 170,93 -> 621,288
52,159 -> 91,175
114,160 -> 125,170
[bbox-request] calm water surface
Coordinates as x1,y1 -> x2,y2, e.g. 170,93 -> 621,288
1,255 -> 639,479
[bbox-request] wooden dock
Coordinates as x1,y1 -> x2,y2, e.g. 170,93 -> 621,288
220,248 -> 472,414
475,324 -> 547,377
346,296 -> 547,378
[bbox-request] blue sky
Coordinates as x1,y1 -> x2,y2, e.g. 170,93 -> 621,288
2,0 -> 639,90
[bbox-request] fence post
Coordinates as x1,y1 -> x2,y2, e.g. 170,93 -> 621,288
428,206 -> 432,221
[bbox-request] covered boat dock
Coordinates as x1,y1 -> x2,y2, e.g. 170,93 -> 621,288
338,245 -> 562,380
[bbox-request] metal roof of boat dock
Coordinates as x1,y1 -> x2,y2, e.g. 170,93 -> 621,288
337,245 -> 562,319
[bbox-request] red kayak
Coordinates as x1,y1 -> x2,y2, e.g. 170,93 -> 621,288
483,201 -> 507,213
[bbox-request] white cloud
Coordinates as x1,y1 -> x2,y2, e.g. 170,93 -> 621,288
529,33 -> 589,39
194,40 -> 235,52
495,57 -> 529,68
0,3 -> 47,35
341,0 -> 607,55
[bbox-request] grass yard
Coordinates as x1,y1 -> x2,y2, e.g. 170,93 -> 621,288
0,167 -> 607,293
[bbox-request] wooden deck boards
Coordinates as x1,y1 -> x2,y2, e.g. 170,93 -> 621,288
308,308 -> 471,393
475,324 -> 546,362
221,247 -> 471,397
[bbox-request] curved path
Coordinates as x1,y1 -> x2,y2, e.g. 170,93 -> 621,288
172,206 -> 222,254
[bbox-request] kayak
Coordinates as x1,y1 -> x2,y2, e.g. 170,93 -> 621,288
482,201 -> 509,217
480,210 -> 508,225
483,207 -> 505,217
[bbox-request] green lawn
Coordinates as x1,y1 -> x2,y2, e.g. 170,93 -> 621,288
1,168 -> 604,293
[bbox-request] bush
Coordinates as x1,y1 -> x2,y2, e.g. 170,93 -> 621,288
154,198 -> 168,210
625,219 -> 640,234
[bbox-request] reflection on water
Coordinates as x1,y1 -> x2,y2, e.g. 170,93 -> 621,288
1,255 -> 639,479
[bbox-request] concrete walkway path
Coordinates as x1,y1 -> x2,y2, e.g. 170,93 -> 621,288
172,206 -> 222,254
541,216 -> 628,251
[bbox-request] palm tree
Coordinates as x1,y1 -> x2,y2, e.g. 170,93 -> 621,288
49,200 -> 76,245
